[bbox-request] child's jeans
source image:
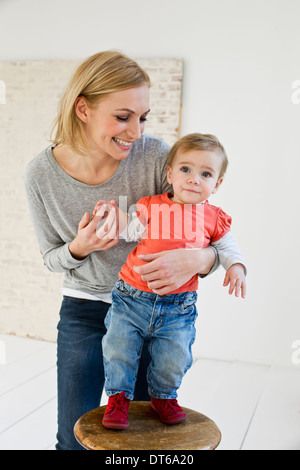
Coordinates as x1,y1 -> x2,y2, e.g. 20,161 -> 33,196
103,280 -> 198,400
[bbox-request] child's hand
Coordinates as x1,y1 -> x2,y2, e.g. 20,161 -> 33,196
92,200 -> 128,236
92,200 -> 118,240
223,263 -> 246,298
92,199 -> 116,220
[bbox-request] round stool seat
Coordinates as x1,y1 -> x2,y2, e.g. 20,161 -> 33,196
74,401 -> 221,450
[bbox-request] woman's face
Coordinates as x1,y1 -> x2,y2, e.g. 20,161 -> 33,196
76,85 -> 150,160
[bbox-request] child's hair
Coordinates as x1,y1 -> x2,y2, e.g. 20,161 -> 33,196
168,133 -> 229,178
51,50 -> 151,155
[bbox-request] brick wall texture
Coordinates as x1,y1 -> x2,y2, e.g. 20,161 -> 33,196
0,58 -> 183,341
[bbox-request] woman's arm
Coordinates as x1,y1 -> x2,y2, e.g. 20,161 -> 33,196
24,183 -> 87,272
25,187 -> 119,270
132,246 -> 217,295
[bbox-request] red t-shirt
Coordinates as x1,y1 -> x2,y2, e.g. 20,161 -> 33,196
119,192 -> 231,294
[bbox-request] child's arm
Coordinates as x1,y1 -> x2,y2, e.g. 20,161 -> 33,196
119,199 -> 149,242
119,211 -> 147,242
211,232 -> 247,298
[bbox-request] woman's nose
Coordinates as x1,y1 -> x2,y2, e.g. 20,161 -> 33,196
127,120 -> 143,139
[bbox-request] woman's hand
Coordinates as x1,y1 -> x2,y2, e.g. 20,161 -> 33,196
69,201 -> 119,260
133,247 -> 216,295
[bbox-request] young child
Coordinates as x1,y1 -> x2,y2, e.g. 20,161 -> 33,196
96,133 -> 246,429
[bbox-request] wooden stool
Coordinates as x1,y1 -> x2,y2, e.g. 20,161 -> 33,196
74,401 -> 221,450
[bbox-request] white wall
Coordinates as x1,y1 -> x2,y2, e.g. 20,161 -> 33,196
1,0 -> 300,368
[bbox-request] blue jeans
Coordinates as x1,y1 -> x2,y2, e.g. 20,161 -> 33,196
56,295 -> 151,450
103,280 -> 198,401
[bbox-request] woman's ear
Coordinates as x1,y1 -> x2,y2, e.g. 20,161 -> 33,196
75,96 -> 89,123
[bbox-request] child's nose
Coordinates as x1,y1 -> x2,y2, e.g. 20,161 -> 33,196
188,174 -> 201,184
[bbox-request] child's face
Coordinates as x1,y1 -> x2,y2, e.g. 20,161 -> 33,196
167,149 -> 224,204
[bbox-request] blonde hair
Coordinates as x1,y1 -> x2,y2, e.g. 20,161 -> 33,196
51,50 -> 151,155
168,133 -> 229,178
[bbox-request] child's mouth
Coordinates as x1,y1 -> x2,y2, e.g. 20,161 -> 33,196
185,188 -> 200,194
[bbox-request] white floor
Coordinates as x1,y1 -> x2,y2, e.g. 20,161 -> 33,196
0,334 -> 300,450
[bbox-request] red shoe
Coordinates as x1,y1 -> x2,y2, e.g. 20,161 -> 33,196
151,397 -> 187,424
102,392 -> 130,429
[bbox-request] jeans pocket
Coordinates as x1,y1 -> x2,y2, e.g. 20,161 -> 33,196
180,292 -> 198,315
115,280 -> 131,297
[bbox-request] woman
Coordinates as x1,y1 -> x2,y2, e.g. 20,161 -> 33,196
24,51 -> 217,450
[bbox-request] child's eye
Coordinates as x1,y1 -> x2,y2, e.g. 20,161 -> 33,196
180,166 -> 190,173
202,171 -> 212,178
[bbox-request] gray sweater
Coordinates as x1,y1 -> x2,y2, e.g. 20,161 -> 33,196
24,134 -> 172,295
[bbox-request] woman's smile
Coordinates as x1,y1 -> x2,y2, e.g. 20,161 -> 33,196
112,136 -> 135,150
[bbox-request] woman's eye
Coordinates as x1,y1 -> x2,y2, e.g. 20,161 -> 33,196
116,116 -> 128,122
116,115 -> 147,122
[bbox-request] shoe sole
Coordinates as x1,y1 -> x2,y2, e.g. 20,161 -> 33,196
151,403 -> 187,425
102,420 -> 129,430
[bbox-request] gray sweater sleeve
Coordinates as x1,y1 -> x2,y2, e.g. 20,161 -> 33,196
212,232 -> 247,273
24,178 -> 87,273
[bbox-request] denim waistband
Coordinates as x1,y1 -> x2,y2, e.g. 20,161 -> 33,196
116,279 -> 197,305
